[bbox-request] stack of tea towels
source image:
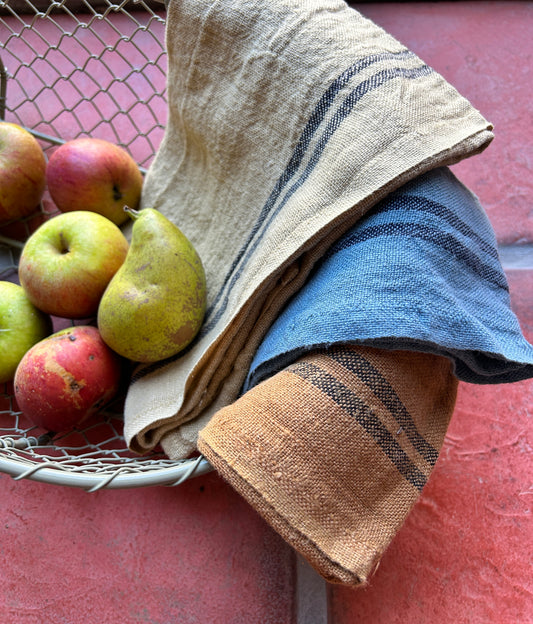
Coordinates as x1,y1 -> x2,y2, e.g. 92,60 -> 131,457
123,0 -> 533,585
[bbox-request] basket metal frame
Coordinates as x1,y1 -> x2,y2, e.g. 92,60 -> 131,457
0,449 -> 213,491
0,0 -> 213,490
0,52 -> 7,119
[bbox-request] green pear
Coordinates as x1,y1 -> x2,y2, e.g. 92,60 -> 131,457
97,207 -> 206,363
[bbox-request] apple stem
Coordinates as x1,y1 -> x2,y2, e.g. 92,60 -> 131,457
124,205 -> 140,220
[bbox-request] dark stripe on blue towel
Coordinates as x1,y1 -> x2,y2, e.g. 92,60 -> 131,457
325,222 -> 508,290
374,195 -> 499,260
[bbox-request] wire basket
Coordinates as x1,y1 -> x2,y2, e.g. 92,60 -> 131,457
0,0 -> 212,490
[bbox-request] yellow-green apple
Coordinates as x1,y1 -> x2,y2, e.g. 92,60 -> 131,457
18,211 -> 129,319
14,325 -> 123,433
0,281 -> 53,383
0,122 -> 46,224
45,137 -> 143,226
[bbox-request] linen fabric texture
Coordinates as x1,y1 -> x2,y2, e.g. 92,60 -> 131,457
197,165 -> 533,585
198,344 -> 459,586
244,166 -> 533,392
124,0 -> 495,458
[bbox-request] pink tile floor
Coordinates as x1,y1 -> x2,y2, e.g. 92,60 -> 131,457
1,2 -> 531,622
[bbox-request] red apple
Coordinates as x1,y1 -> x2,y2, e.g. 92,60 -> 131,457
0,121 -> 46,224
14,325 -> 123,433
18,210 -> 129,319
46,137 -> 143,225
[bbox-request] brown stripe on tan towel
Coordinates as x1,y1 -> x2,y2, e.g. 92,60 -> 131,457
198,345 -> 458,586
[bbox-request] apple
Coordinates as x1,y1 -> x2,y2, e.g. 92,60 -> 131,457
18,210 -> 129,319
0,121 -> 47,224
14,325 -> 123,433
0,281 -> 53,384
45,137 -> 144,226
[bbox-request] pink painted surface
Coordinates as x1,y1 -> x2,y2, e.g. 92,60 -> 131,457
353,1 -> 533,246
329,3 -> 533,622
0,472 -> 296,623
1,2 -> 532,623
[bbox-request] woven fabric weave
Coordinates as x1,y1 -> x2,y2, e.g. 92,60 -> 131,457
122,0 -> 493,459
244,166 -> 533,391
198,344 -> 458,585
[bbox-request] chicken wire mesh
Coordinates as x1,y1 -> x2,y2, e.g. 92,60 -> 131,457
0,0 -> 168,169
0,0 -> 212,490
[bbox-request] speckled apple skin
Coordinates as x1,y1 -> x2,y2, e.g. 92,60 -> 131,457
0,122 -> 46,223
14,325 -> 123,433
46,137 -> 144,226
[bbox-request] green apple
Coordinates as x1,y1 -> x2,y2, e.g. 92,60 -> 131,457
18,211 -> 129,319
0,281 -> 53,384
45,137 -> 144,226
0,121 -> 47,224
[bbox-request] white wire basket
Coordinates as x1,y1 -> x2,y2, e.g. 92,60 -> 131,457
0,0 -> 213,490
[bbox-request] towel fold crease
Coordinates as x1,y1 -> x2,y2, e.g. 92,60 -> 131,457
118,0 -> 533,587
123,0 -> 495,458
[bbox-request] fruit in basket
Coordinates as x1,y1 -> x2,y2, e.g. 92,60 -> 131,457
0,122 -> 47,224
45,137 -> 144,226
97,207 -> 206,363
18,211 -> 129,319
0,281 -> 53,384
14,325 -> 123,433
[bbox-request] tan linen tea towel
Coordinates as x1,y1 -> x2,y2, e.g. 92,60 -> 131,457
124,0 -> 492,459
198,344 -> 458,586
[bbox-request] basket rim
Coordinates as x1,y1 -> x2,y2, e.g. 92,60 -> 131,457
0,451 -> 213,491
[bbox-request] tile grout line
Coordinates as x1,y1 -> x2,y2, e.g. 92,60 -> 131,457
295,554 -> 329,624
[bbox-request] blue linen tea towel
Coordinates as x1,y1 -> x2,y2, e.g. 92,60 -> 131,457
244,167 -> 533,391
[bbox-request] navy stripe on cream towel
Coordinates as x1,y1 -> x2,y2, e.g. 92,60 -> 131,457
244,167 -> 533,390
203,56 -> 433,335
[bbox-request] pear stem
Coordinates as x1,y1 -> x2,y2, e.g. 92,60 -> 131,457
124,205 -> 140,220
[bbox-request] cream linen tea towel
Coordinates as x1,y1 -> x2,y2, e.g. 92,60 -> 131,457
124,0 -> 493,459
